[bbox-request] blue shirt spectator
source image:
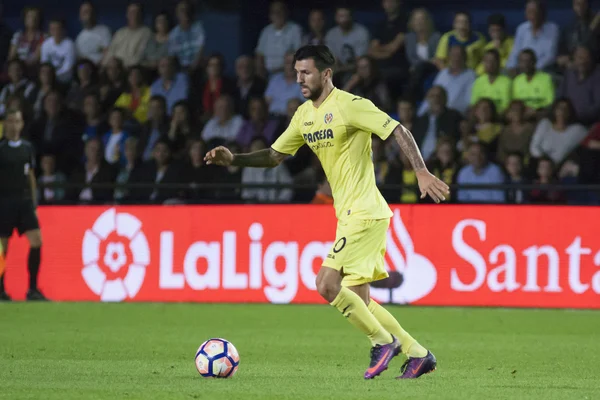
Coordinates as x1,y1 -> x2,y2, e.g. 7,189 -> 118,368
457,142 -> 506,203
168,1 -> 205,68
506,1 -> 559,71
265,53 -> 304,116
150,57 -> 189,114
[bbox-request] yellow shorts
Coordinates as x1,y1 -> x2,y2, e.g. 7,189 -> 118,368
322,218 -> 390,287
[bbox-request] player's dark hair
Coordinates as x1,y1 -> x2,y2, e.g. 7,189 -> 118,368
520,48 -> 538,63
487,13 -> 506,28
294,45 -> 336,72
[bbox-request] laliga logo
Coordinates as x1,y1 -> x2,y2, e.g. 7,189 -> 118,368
370,209 -> 437,304
81,208 -> 150,302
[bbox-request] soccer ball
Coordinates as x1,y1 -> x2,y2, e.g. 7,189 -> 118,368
195,338 -> 240,378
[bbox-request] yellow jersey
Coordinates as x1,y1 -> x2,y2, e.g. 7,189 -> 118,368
271,88 -> 398,221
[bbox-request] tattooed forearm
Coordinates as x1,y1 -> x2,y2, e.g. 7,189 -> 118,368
393,124 -> 426,171
232,148 -> 286,168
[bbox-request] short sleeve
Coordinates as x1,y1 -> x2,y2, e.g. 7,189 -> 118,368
345,97 -> 399,140
271,110 -> 305,156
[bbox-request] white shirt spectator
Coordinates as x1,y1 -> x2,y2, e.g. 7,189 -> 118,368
41,37 -> 76,83
325,23 -> 370,66
256,22 -> 302,74
202,115 -> 244,142
105,132 -> 124,165
418,68 -> 476,116
242,164 -> 293,202
529,118 -> 587,164
76,24 -> 112,64
103,26 -> 151,67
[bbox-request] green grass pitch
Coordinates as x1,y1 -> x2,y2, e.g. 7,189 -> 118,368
1,303 -> 599,400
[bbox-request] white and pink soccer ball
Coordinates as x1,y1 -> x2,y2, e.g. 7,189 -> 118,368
195,338 -> 240,378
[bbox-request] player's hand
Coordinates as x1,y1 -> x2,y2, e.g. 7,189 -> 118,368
204,146 -> 234,166
416,170 -> 450,203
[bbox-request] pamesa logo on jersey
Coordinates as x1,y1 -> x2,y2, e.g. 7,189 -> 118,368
303,129 -> 334,143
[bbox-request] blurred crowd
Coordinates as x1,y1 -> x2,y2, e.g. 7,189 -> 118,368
0,0 -> 599,206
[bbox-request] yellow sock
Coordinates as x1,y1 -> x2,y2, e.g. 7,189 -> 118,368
331,287 -> 393,346
368,299 -> 428,358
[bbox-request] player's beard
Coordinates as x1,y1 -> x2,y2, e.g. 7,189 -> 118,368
304,83 -> 324,102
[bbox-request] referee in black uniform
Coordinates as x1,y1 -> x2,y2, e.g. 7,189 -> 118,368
0,108 -> 45,301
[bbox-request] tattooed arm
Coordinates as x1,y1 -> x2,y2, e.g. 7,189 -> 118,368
205,146 -> 287,168
392,123 -> 426,172
391,123 -> 450,203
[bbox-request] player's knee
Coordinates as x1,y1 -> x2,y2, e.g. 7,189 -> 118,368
27,231 -> 42,248
316,276 -> 340,303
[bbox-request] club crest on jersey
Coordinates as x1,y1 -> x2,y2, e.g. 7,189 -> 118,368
324,113 -> 333,124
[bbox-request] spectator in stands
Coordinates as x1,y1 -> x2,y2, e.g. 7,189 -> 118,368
81,92 -> 109,143
99,57 -> 126,111
202,95 -> 244,143
303,9 -> 326,46
434,11 -> 486,71
241,136 -> 293,203
0,4 -> 13,67
75,1 -> 111,65
237,97 -> 280,150
41,18 -> 76,84
265,53 -> 304,116
255,0 -> 302,77
512,49 -> 555,119
140,95 -> 169,161
396,97 -> 415,132
404,8 -> 441,101
468,98 -> 503,154
504,152 -> 528,204
343,56 -> 392,112
102,2 -> 151,68
114,65 -> 150,124
530,98 -> 587,165
30,90 -> 83,174
476,14 -> 514,76
557,156 -> 594,204
579,123 -> 600,183
412,86 -> 462,161
169,0 -> 205,70
0,59 -> 35,118
141,11 -> 172,72
183,138 -> 211,202
151,56 -> 189,115
233,55 -> 267,118
114,136 -> 142,202
558,0 -> 600,68
70,137 -> 117,203
326,6 -> 370,85
457,142 -> 506,203
529,156 -> 564,203
199,53 -> 235,119
507,0 -> 560,74
471,49 -> 512,114
558,45 -> 600,126
147,140 -> 184,204
208,140 -> 243,202
497,100 -> 535,164
166,100 -> 195,156
9,7 -> 45,75
102,107 -> 130,166
427,136 -> 459,189
368,0 -> 409,98
32,63 -> 56,119
37,153 -> 67,205
66,59 -> 99,111
419,45 -> 475,116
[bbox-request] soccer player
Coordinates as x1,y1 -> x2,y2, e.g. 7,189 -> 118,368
0,108 -> 46,301
205,45 -> 449,379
